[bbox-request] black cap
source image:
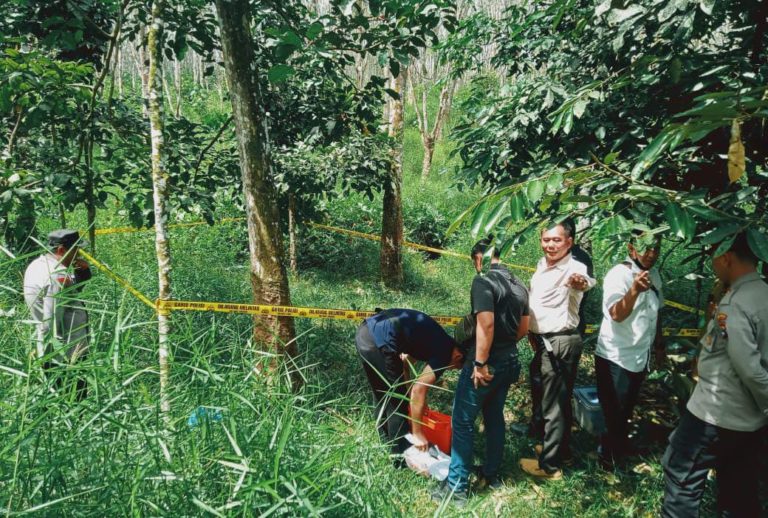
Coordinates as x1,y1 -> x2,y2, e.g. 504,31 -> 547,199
47,229 -> 83,249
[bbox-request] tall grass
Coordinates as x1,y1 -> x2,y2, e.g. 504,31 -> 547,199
0,83 -> 755,517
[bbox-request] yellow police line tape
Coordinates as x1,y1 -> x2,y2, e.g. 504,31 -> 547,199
92,219 -> 701,315
308,223 -> 704,314
77,249 -> 702,337
77,249 -> 157,310
93,217 -> 246,236
155,299 -> 701,338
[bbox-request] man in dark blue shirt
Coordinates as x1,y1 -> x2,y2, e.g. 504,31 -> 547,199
355,308 -> 466,464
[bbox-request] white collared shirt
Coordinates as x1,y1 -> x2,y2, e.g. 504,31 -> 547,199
596,258 -> 663,373
529,253 -> 595,334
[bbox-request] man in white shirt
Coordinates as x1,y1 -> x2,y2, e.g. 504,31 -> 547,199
596,233 -> 664,468
23,230 -> 91,372
520,221 -> 596,479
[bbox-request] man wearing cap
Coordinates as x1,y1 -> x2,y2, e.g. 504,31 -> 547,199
23,229 -> 91,367
520,220 -> 595,480
661,233 -> 768,517
355,308 -> 466,464
432,238 -> 529,505
595,233 -> 664,468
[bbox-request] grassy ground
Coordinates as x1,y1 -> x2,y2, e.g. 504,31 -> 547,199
1,87 -> 762,516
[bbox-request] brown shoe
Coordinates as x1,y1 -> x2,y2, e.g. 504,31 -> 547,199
519,458 -> 563,480
534,445 -> 574,466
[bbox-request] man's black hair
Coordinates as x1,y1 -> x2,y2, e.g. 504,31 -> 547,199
562,217 -> 576,240
543,219 -> 575,238
471,236 -> 501,258
728,232 -> 759,265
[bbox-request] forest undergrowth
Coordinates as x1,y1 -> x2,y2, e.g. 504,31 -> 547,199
0,107 -> 744,518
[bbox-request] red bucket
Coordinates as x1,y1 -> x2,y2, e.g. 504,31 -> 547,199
410,406 -> 452,455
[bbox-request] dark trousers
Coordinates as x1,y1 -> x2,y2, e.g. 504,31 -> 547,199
661,409 -> 764,518
595,355 -> 645,462
528,347 -> 544,440
354,323 -> 410,456
537,332 -> 582,472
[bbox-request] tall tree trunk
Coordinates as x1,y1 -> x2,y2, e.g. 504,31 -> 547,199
137,27 -> 150,117
116,44 -> 123,97
174,58 -> 182,117
421,135 -> 435,179
84,136 -> 97,253
381,71 -> 406,288
215,0 -> 298,378
147,0 -> 172,421
288,194 -> 298,275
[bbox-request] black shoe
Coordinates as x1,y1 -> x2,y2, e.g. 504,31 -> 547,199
431,480 -> 468,508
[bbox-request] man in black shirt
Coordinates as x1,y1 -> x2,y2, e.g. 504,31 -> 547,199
433,238 -> 529,505
355,308 -> 466,463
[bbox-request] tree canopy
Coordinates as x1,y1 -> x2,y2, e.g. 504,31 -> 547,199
447,0 -> 768,266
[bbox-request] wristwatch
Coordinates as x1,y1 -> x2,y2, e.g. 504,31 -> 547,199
473,360 -> 487,368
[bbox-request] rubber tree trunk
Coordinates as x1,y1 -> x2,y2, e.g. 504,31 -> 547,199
380,71 -> 405,288
421,135 -> 434,180
288,194 -> 297,275
147,0 -> 172,422
215,0 -> 298,376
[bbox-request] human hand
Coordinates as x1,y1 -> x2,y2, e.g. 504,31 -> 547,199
412,431 -> 429,452
631,271 -> 652,294
472,365 -> 494,388
567,273 -> 588,291
73,258 -> 90,270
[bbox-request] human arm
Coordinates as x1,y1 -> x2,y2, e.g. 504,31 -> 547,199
409,365 -> 437,451
724,306 -> 768,417
516,315 -> 530,342
653,312 -> 666,370
473,310 -> 494,388
609,271 -> 651,322
401,354 -> 415,383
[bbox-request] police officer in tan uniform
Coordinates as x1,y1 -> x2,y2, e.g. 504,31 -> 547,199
23,230 -> 91,370
661,233 -> 768,517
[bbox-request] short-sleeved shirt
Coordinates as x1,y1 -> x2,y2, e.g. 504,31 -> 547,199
365,308 -> 455,378
471,264 -> 529,352
596,259 -> 663,372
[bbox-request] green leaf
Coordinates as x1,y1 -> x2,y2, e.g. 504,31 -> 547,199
470,199 -> 489,237
714,235 -> 736,257
389,58 -> 400,78
483,199 -> 510,235
267,64 -> 294,84
509,193 -> 527,222
665,203 -> 695,241
631,127 -> 675,179
604,151 -> 620,165
746,227 -> 768,263
546,173 -> 564,193
700,223 -> 741,245
306,22 -> 323,40
687,204 -> 726,222
526,179 -> 545,203
699,0 -> 715,15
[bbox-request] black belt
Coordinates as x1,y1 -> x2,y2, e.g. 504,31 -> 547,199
537,329 -> 579,339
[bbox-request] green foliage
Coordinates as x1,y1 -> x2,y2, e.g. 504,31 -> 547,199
446,0 -> 768,266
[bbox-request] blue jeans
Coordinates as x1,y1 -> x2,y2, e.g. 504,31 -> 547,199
447,350 -> 520,491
